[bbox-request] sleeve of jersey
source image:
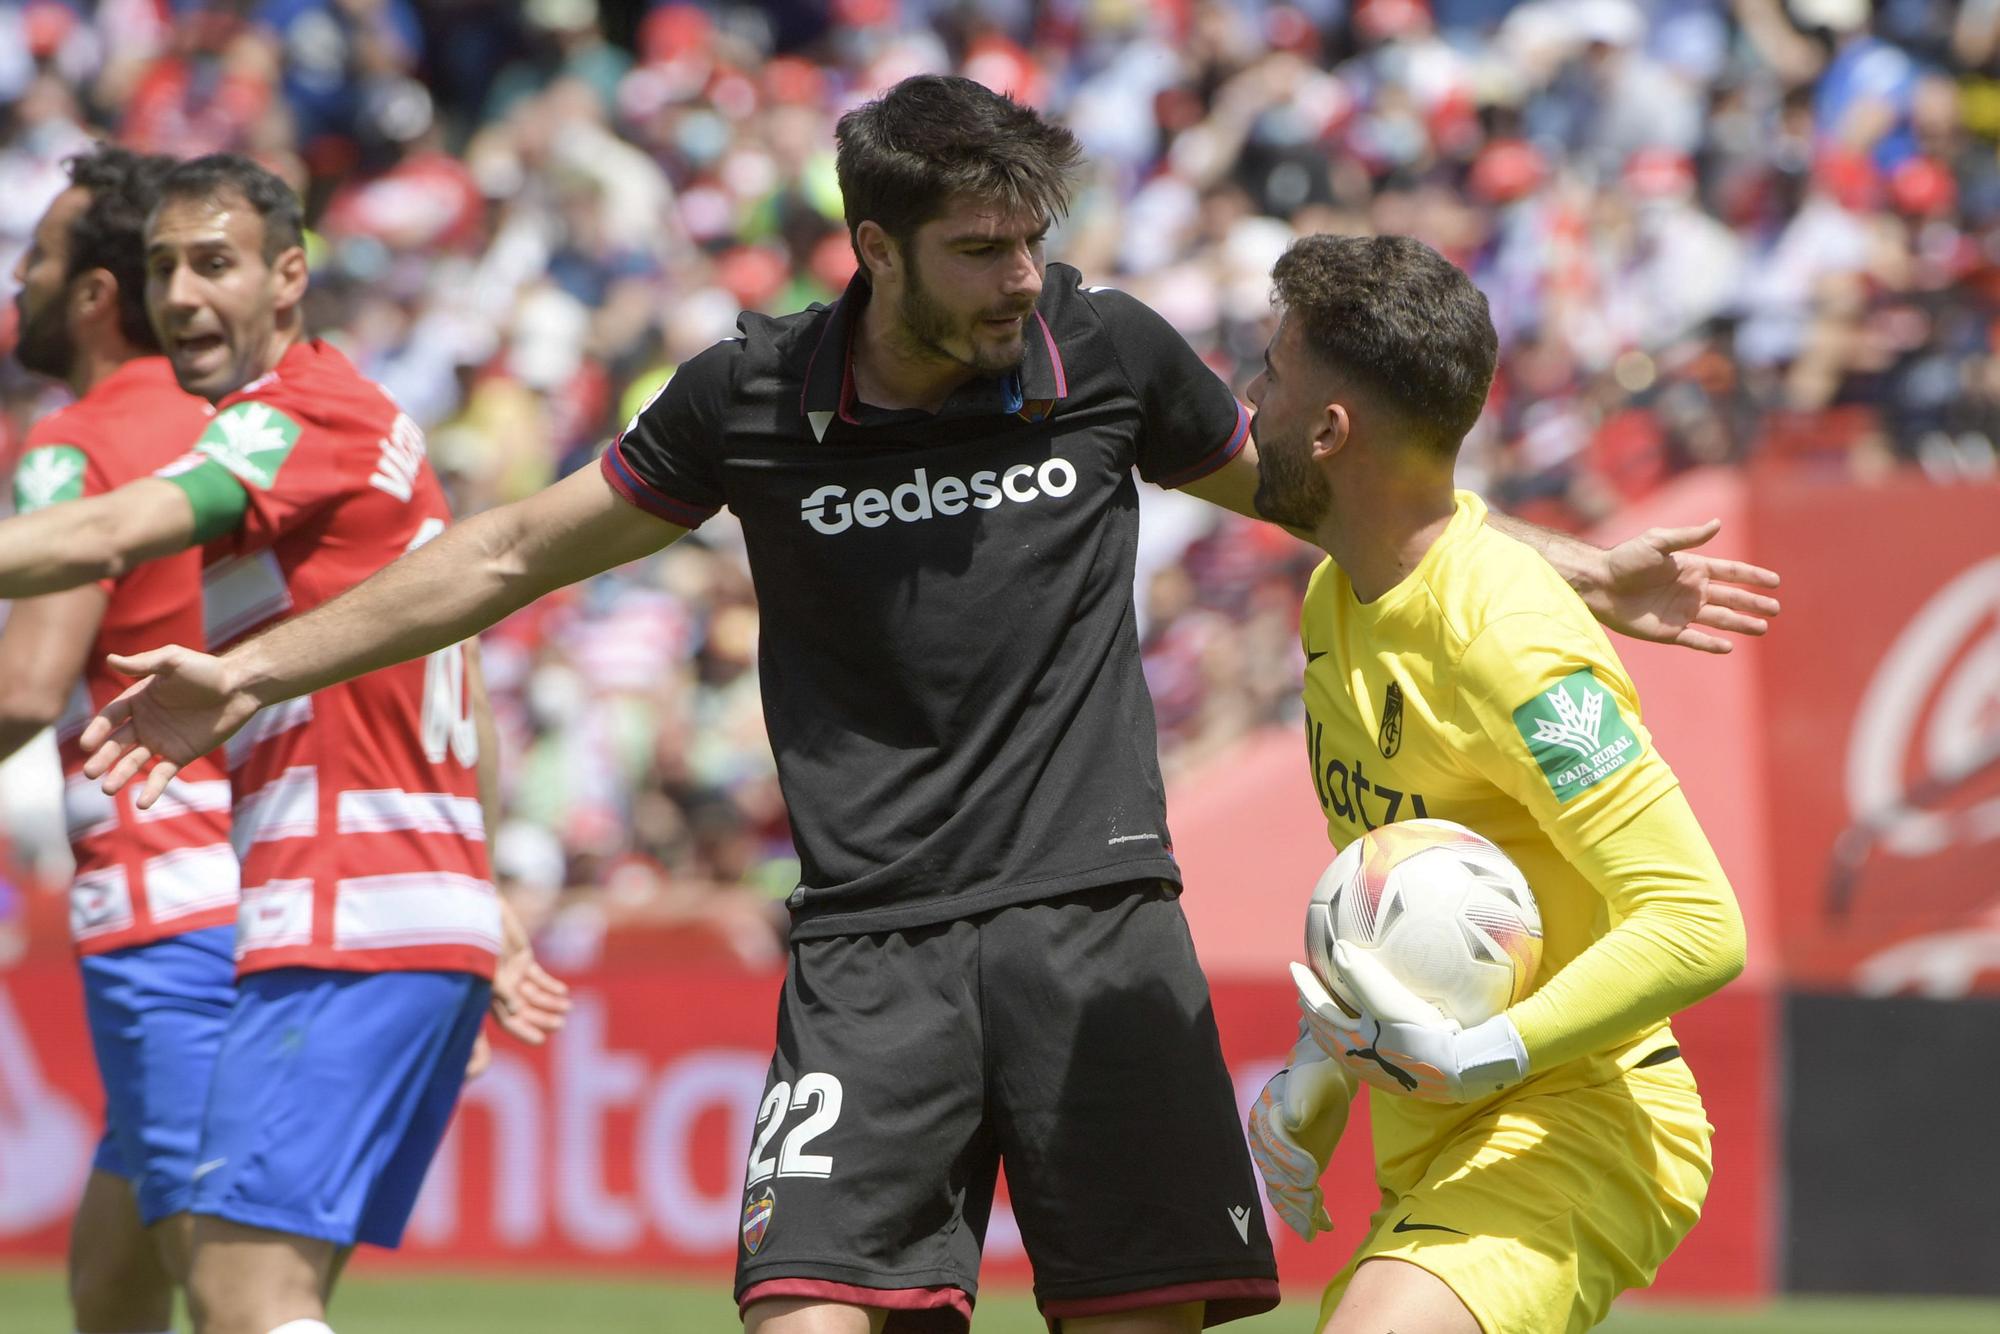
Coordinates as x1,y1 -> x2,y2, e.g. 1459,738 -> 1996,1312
1502,787 -> 1747,1070
14,420 -> 103,512
156,456 -> 250,544
599,344 -> 727,529
1085,287 -> 1249,487
1454,612 -> 1678,847
1453,614 -> 1744,1068
15,421 -> 120,590
156,399 -> 319,548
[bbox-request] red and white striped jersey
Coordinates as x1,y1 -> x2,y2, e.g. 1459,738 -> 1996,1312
11,357 -> 238,954
173,339 -> 496,978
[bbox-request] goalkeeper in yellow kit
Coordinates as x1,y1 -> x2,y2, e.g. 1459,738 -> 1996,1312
1242,235 -> 1767,1334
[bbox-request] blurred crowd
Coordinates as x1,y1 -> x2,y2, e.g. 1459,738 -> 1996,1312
2,0 -> 1995,963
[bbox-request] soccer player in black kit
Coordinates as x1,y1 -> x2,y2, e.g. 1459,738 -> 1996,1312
81,77 -> 1780,1333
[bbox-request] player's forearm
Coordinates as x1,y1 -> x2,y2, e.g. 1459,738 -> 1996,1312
0,481 -> 196,597
1484,511 -> 1607,598
0,501 -> 126,595
226,465 -> 680,709
225,503 -> 556,708
1507,789 -> 1747,1070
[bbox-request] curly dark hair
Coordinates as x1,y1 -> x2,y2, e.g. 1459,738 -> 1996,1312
1271,234 -> 1498,454
834,75 -> 1083,275
62,145 -> 177,351
155,153 -> 305,263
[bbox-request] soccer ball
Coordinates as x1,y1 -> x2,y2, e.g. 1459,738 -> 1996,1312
1304,819 -> 1543,1028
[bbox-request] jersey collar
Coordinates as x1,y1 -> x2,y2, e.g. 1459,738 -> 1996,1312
90,353 -> 186,403
799,271 -> 1069,442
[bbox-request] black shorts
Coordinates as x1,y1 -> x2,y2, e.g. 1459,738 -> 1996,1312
733,880 -> 1279,1331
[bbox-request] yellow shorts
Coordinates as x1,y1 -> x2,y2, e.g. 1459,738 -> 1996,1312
1318,1055 -> 1713,1334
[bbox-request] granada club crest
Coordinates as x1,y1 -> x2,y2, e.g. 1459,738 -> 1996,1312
742,1186 -> 776,1255
1378,682 -> 1404,758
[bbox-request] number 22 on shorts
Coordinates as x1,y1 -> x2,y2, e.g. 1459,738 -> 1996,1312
745,1073 -> 843,1184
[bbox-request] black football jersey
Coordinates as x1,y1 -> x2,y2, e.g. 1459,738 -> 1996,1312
601,263 -> 1249,937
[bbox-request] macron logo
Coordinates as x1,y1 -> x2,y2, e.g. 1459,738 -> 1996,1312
799,460 -> 1078,536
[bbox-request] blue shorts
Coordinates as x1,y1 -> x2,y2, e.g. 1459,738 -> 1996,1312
81,925 -> 236,1225
190,967 -> 490,1249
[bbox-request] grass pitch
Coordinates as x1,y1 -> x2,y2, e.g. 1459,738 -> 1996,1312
4,1268 -> 1998,1331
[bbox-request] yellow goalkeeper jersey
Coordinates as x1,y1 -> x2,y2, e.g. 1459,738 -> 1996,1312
1300,490 -> 1709,1172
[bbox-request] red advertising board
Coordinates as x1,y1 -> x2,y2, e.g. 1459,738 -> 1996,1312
1745,474 -> 2000,995
0,960 -> 1772,1301
1576,469 -> 2000,996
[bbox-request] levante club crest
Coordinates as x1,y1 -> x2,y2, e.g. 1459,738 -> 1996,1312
742,1186 -> 776,1255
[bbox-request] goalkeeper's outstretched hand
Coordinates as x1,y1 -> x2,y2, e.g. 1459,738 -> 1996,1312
81,644 -> 263,808
1293,947 -> 1530,1105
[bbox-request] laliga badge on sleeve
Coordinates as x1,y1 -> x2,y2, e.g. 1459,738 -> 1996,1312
742,1185 -> 775,1255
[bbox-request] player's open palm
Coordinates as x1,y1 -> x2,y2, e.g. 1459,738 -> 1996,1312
1593,519 -> 1781,654
80,645 -> 262,809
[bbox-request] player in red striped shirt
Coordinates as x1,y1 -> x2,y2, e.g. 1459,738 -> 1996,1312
4,144 -> 233,1334
0,154 -> 565,1334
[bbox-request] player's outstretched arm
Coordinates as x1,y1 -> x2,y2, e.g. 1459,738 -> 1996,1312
0,479 -> 196,598
1178,446 -> 1781,650
1488,512 -> 1781,654
82,464 -> 686,806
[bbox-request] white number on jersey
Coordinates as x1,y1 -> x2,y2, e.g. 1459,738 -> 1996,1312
421,644 -> 477,767
407,519 -> 478,767
370,413 -> 428,502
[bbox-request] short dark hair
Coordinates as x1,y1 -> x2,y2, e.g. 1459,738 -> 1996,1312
63,145 -> 177,350
1271,234 -> 1498,453
155,153 -> 305,262
834,75 -> 1082,272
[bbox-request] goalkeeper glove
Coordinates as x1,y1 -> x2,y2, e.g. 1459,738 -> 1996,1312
1246,1026 -> 1354,1241
1291,943 -> 1530,1105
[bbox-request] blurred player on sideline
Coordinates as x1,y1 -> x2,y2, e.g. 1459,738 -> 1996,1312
74,82 -> 1771,1334
4,144 -> 230,1334
1244,235 -> 1755,1333
0,153 -> 567,1334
